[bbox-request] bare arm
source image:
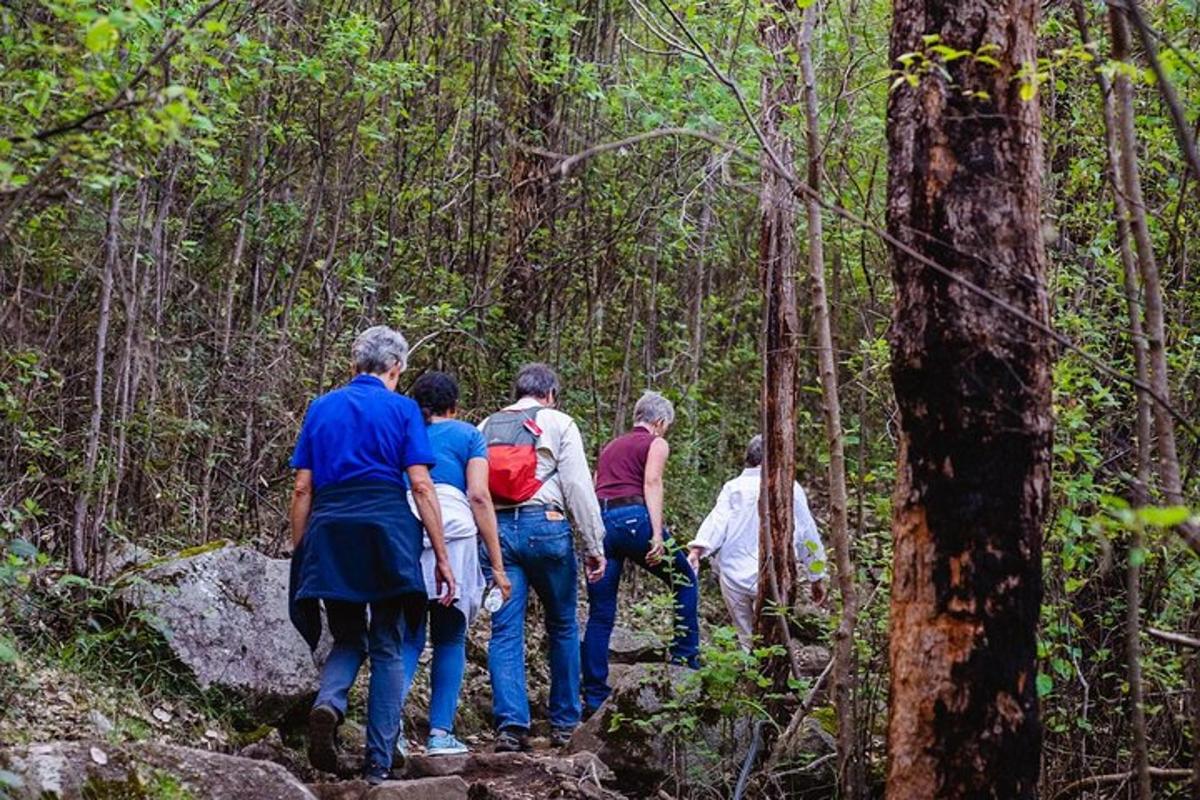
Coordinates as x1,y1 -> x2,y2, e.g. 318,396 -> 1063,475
407,464 -> 456,604
290,469 -> 314,548
643,437 -> 669,564
466,457 -> 511,599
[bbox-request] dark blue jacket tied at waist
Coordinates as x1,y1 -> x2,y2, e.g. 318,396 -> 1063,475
289,480 -> 425,650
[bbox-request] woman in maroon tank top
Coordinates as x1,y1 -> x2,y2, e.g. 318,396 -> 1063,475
582,391 -> 701,715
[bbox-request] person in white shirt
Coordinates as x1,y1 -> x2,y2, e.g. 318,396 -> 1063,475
687,434 -> 827,650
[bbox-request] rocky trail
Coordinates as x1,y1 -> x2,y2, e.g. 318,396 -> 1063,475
0,543 -> 833,799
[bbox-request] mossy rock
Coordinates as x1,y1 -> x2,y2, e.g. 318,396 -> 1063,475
0,740 -> 315,799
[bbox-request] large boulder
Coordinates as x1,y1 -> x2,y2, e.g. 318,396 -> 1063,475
0,740 -> 317,799
116,543 -> 322,720
567,663 -> 752,795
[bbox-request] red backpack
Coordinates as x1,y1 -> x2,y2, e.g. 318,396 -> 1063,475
482,407 -> 555,504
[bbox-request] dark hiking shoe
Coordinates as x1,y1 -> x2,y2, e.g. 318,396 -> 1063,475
494,728 -> 531,753
307,704 -> 340,774
365,766 -> 390,786
550,726 -> 575,748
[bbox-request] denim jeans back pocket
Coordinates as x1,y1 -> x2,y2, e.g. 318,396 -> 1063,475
529,519 -> 572,563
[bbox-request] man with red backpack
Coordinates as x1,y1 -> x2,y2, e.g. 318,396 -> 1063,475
479,363 -> 607,752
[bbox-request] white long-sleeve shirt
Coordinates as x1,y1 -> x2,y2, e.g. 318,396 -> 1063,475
688,467 -> 827,596
480,397 -> 606,558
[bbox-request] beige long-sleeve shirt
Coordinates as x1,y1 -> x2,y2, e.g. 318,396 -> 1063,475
480,397 -> 606,558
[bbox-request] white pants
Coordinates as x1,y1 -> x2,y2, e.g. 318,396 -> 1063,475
719,578 -> 758,651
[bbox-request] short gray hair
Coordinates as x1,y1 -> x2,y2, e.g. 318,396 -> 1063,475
513,363 -> 560,400
633,391 -> 675,427
352,325 -> 409,374
744,434 -> 764,468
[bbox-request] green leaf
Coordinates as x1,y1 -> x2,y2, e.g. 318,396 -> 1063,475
85,17 -> 118,54
1036,673 -> 1053,698
0,636 -> 17,664
1018,81 -> 1036,101
1135,505 -> 1191,528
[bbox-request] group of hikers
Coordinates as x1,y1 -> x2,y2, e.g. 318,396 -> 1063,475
287,325 -> 828,783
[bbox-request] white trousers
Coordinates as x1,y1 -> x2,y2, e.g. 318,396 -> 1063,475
719,578 -> 758,651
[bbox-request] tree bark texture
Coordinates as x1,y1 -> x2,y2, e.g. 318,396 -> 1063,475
754,1 -> 801,657
885,0 -> 1053,794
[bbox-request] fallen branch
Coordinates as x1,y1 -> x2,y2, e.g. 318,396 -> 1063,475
1051,767 -> 1193,799
1148,627 -> 1200,649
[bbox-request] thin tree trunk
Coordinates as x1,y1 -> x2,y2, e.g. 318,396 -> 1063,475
1071,6 -> 1153,794
755,0 -> 802,686
885,0 -> 1052,792
1109,8 -> 1199,552
797,2 -> 861,795
70,189 -> 121,576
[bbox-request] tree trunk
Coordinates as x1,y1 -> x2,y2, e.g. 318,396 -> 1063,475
754,1 -> 801,672
1071,5 -> 1152,794
1109,8 -> 1196,554
885,0 -> 1053,793
70,188 -> 121,576
797,2 -> 861,795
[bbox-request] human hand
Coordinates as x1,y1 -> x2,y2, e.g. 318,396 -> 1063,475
646,534 -> 665,566
585,554 -> 607,583
687,550 -> 700,574
492,567 -> 513,601
435,559 -> 457,606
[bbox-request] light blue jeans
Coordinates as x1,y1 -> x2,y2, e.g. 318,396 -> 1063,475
482,506 -> 580,733
401,602 -> 468,734
314,598 -> 407,775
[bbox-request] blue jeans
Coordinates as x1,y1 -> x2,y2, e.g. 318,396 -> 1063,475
315,598 -> 410,774
581,504 -> 700,711
482,506 -> 580,732
400,602 -> 467,733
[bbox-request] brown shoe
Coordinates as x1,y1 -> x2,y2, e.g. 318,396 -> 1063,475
307,704 -> 340,774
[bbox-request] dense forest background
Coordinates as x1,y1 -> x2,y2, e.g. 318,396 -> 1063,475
1,0 -> 1199,795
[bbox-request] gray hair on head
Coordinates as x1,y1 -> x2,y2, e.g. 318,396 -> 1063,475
513,362 -> 560,401
633,390 -> 675,427
352,325 -> 409,375
744,434 -> 764,468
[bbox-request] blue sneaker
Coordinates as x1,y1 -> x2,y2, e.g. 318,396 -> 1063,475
425,732 -> 469,757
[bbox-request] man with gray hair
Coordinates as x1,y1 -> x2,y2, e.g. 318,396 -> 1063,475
687,434 -> 827,650
478,363 -> 607,751
582,390 -> 699,715
289,324 -> 454,783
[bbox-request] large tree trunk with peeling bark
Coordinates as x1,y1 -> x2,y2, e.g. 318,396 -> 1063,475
884,0 -> 1053,795
754,2 -> 801,674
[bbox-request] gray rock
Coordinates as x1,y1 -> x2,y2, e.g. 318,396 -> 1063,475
116,543 -> 324,720
403,752 -> 471,777
308,781 -> 371,800
97,539 -> 154,583
606,625 -> 665,665
366,776 -> 468,800
86,710 -> 113,737
567,663 -> 751,795
0,740 -> 316,799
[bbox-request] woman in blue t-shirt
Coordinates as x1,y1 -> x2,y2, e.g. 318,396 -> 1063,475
402,372 -> 511,756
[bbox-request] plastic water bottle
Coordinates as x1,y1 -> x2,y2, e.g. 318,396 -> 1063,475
483,582 -> 504,613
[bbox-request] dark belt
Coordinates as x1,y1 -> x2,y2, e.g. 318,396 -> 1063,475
599,495 -> 645,511
494,503 -> 561,519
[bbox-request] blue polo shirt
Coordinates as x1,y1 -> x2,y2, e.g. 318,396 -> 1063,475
291,374 -> 435,491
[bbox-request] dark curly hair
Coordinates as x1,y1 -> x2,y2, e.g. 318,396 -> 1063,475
409,371 -> 460,423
